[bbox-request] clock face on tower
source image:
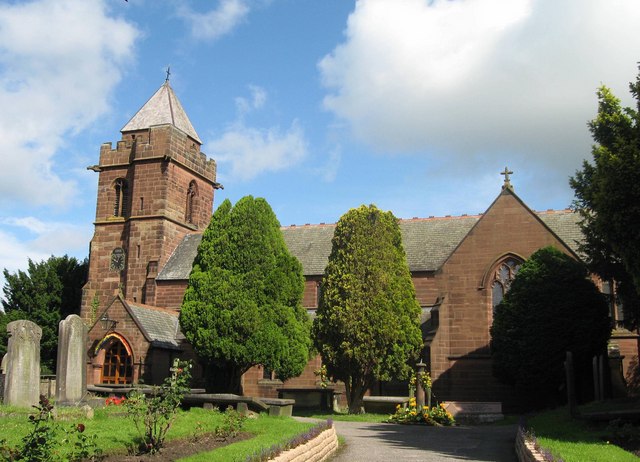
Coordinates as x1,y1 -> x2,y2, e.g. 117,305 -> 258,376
110,247 -> 126,272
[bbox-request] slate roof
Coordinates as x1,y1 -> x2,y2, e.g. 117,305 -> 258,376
157,233 -> 203,280
121,81 -> 202,144
537,209 -> 583,256
157,209 -> 583,279
127,302 -> 182,350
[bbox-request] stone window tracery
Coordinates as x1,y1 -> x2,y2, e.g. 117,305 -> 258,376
113,178 -> 128,217
491,257 -> 522,312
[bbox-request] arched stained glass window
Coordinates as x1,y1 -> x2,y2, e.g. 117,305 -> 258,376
491,258 -> 521,313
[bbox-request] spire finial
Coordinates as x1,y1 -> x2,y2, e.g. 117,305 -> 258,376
165,66 -> 171,83
500,166 -> 514,190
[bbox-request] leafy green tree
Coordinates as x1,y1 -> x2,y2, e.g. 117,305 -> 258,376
1,255 -> 88,372
490,247 -> 610,409
570,67 -> 640,327
312,204 -> 422,414
180,196 -> 311,393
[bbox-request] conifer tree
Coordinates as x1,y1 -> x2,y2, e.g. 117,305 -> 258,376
571,67 -> 640,327
491,247 -> 609,408
1,255 -> 88,372
180,196 -> 311,393
312,204 -> 422,413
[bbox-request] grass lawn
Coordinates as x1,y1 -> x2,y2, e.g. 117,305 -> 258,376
527,406 -> 638,462
0,405 -> 315,461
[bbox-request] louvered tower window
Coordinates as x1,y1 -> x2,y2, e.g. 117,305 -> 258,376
114,178 -> 128,217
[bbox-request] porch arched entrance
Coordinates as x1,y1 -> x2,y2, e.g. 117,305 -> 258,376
96,334 -> 133,384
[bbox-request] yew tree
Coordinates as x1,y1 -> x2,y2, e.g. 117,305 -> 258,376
1,255 -> 88,373
312,204 -> 422,414
179,196 -> 311,393
571,67 -> 640,327
490,247 -> 609,408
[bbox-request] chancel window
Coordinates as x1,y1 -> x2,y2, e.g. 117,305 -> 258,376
113,178 -> 128,217
491,258 -> 521,312
185,181 -> 198,224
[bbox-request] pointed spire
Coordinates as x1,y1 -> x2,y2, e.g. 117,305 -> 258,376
121,80 -> 202,144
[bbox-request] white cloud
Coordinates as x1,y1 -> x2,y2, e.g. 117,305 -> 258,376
0,0 -> 138,208
235,84 -> 267,115
208,85 -> 308,181
0,218 -> 92,297
208,121 -> 307,181
178,0 -> 250,41
319,0 -> 640,174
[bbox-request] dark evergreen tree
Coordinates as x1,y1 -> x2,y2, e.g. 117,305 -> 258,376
490,247 -> 610,409
312,204 -> 422,413
571,67 -> 640,328
180,196 -> 311,393
1,255 -> 88,372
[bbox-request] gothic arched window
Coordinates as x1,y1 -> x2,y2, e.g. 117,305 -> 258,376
113,178 -> 128,217
185,180 -> 198,224
491,257 -> 522,313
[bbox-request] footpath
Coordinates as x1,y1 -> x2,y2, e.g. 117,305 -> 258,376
318,419 -> 518,462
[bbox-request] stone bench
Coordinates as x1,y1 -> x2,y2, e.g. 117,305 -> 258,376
363,396 -> 410,414
182,393 -> 270,414
277,388 -> 339,411
182,393 -> 295,416
442,401 -> 503,423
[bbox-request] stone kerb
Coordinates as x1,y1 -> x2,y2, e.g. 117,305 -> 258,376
3,320 -> 42,407
56,314 -> 88,404
269,426 -> 338,462
515,427 -> 546,462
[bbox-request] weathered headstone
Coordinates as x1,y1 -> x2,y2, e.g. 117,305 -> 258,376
3,320 -> 42,407
0,353 -> 6,400
56,314 -> 87,404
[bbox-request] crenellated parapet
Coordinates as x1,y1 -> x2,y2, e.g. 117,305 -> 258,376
96,125 -> 216,182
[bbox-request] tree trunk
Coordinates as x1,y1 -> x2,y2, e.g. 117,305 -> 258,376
205,362 -> 246,394
345,376 -> 366,414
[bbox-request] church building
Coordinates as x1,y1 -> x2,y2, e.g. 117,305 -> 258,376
80,81 -> 638,405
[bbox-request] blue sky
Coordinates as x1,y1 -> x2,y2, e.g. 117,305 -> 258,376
1,0 -> 640,286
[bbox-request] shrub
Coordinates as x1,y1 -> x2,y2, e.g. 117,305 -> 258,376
125,360 -> 192,454
213,406 -> 246,440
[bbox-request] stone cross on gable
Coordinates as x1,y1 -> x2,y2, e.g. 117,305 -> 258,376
501,166 -> 514,190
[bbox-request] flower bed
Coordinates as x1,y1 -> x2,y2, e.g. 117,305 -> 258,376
388,397 -> 455,426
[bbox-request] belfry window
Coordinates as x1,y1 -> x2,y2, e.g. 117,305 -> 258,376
113,178 -> 128,217
185,181 -> 198,224
491,257 -> 521,312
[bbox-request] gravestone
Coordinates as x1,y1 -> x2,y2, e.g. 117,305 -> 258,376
0,353 -> 6,400
3,320 -> 42,407
56,314 -> 87,404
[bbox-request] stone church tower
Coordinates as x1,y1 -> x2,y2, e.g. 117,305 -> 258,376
80,81 -> 219,323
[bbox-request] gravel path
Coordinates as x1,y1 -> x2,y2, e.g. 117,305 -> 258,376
304,419 -> 518,462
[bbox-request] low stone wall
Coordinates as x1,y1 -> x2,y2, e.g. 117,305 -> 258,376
270,426 -> 338,462
515,427 -> 546,462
